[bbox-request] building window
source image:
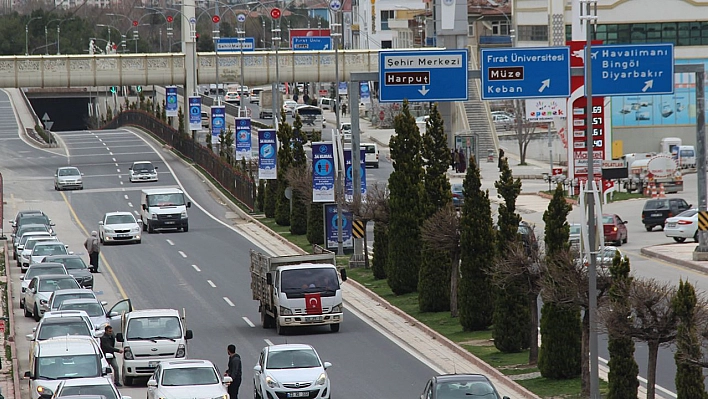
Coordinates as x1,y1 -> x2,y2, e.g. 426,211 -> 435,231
381,10 -> 394,31
518,25 -> 548,42
565,21 -> 708,46
491,21 -> 510,35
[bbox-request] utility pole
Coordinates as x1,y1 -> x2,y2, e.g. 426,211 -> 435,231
329,0 -> 344,255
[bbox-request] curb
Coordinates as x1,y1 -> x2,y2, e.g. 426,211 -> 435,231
536,191 -> 578,206
640,245 -> 708,275
3,242 -> 20,399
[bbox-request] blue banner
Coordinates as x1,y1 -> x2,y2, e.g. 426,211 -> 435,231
165,86 -> 178,117
234,117 -> 252,160
338,82 -> 348,95
311,142 -> 336,203
324,203 -> 353,251
258,129 -> 277,180
188,96 -> 201,131
360,82 -> 371,104
344,149 -> 367,198
211,106 -> 226,137
216,37 -> 256,52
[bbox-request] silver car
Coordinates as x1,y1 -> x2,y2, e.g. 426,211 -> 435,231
129,161 -> 158,182
99,211 -> 142,244
54,166 -> 84,190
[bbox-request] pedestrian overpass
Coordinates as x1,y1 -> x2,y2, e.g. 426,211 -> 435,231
0,49 -> 390,88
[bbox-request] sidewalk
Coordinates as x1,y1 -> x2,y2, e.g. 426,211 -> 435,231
1,244 -> 20,399
641,242 -> 708,274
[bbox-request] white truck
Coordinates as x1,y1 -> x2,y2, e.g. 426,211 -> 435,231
258,88 -> 281,119
250,250 -> 346,335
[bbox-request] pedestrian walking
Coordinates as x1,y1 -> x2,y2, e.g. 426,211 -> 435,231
450,149 -> 455,170
225,344 -> 242,399
342,102 -> 347,116
84,231 -> 100,273
100,325 -> 123,387
498,148 -> 505,171
453,149 -> 460,173
459,154 -> 467,173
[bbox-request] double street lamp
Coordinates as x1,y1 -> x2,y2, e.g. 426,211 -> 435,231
45,18 -> 71,55
25,16 -> 42,56
56,18 -> 75,55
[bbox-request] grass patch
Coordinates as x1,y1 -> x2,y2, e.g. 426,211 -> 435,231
606,191 -> 645,203
517,377 -> 608,398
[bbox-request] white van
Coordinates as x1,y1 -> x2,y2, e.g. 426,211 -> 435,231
361,143 -> 379,168
318,97 -> 335,110
140,188 -> 191,233
115,309 -> 193,386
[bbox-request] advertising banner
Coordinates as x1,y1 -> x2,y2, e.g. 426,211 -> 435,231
525,98 -> 567,122
211,106 -> 226,137
234,117 -> 252,160
258,129 -> 277,180
165,86 -> 178,117
343,149 -> 367,198
311,142 -> 336,203
360,81 -> 371,104
188,96 -> 202,131
324,203 -> 353,251
338,82 -> 348,95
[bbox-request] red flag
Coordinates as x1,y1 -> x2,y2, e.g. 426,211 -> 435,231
305,293 -> 322,315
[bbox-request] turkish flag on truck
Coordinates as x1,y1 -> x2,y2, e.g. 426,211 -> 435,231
305,293 -> 322,315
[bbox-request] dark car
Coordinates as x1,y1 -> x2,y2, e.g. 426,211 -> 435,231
420,374 -> 509,399
14,213 -> 54,235
602,213 -> 628,246
11,210 -> 49,233
43,255 -> 94,290
451,184 -> 464,208
642,198 -> 691,231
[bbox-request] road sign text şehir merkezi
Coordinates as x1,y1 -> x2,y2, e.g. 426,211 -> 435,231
384,55 -> 463,67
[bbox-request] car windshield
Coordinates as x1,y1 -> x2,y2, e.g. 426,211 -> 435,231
147,193 -> 185,207
281,268 -> 340,295
19,226 -> 48,236
644,199 -> 669,210
58,385 -> 118,399
21,234 -> 49,245
38,321 -> 92,340
362,145 -> 376,153
132,163 -> 154,173
570,225 -> 581,235
105,215 -> 135,225
53,293 -> 95,309
678,209 -> 698,218
161,367 -> 220,386
37,354 -> 100,380
451,184 -> 463,193
267,349 -> 321,369
19,216 -> 50,226
26,239 -> 56,249
27,267 -> 66,279
602,215 -> 614,224
435,381 -> 497,399
60,302 -> 105,317
58,168 -> 80,176
126,316 -> 182,340
39,278 -> 80,292
33,244 -> 68,256
54,258 -> 88,270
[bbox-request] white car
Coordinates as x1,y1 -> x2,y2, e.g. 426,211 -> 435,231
19,236 -> 59,271
129,161 -> 158,182
99,211 -> 142,244
224,91 -> 241,104
45,288 -> 101,314
26,311 -> 96,344
664,208 -> 699,243
147,359 -> 231,399
54,166 -> 84,191
254,344 -> 332,399
341,122 -> 352,141
30,241 -> 70,265
59,298 -> 112,333
37,376 -> 130,399
283,100 -> 298,114
20,263 -> 68,309
24,274 -> 81,321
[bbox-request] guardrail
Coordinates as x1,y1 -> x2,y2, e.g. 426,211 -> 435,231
103,110 -> 256,211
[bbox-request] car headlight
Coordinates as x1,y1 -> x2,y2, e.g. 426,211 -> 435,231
180,211 -> 187,219
130,227 -> 139,233
279,306 -> 293,316
315,373 -> 327,386
152,214 -> 158,220
265,375 -> 280,388
176,343 -> 186,358
39,299 -> 47,305
123,347 -> 134,360
331,304 -> 342,313
37,385 -> 52,396
104,228 -> 114,233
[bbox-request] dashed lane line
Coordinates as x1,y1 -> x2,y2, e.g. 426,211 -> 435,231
223,297 -> 235,307
178,251 -> 187,258
191,264 -> 201,272
207,280 -> 216,288
166,239 -> 175,246
242,317 -> 255,327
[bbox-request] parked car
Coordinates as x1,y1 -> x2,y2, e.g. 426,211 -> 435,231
44,288 -> 101,313
12,212 -> 54,235
19,236 -> 61,271
341,122 -> 352,141
602,214 -> 628,246
361,143 -> 379,169
30,241 -> 70,265
24,274 -> 81,321
642,198 -> 691,231
59,298 -> 112,333
451,184 -> 464,208
254,344 -> 332,399
20,263 -> 68,309
147,359 -> 231,399
13,229 -> 52,260
664,208 -> 699,243
493,113 -> 516,130
43,255 -> 94,289
38,376 -> 124,399
54,166 -> 84,191
419,373 -> 509,399
569,223 -> 582,247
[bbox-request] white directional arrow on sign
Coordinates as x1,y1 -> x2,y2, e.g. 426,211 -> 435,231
418,85 -> 429,96
538,79 -> 550,93
642,80 -> 654,92
41,113 -> 53,130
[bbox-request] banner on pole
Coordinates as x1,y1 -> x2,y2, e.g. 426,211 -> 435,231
344,148 -> 367,199
165,86 -> 178,117
188,96 -> 202,131
258,129 -> 277,180
235,117 -> 252,160
312,142 -> 336,202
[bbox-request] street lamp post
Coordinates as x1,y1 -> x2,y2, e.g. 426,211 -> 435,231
25,16 -> 42,56
56,18 -> 74,55
328,0 -> 344,255
238,24 -> 246,115
45,18 -> 63,55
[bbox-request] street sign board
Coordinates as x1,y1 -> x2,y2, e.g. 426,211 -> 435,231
292,37 -> 332,51
379,49 -> 468,103
211,106 -> 225,137
258,129 -> 277,180
312,142 -> 336,203
589,43 -> 674,96
481,47 -> 571,100
216,37 -> 255,52
237,14 -> 246,23
324,204 -> 353,250
188,96 -> 201,131
235,117 -> 252,160
165,86 -> 178,117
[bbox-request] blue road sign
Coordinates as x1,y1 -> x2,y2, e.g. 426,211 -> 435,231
165,86 -> 178,117
211,106 -> 225,137
292,37 -> 332,51
216,37 -> 255,52
481,47 -> 571,100
379,49 -> 468,103
188,96 -> 201,131
324,204 -> 352,250
588,43 -> 674,96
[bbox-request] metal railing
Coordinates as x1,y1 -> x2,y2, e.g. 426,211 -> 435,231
103,110 -> 256,211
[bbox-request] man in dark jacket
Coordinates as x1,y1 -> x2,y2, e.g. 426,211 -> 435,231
225,344 -> 242,399
100,326 -> 123,386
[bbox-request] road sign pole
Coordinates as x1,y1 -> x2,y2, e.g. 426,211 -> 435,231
694,68 -> 708,259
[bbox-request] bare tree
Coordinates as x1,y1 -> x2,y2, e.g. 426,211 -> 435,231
347,183 -> 390,225
421,203 -> 460,317
542,249 -> 612,397
512,100 -> 537,166
489,241 -> 544,364
284,164 -> 311,196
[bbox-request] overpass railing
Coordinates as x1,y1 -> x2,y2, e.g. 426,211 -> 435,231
103,110 -> 255,211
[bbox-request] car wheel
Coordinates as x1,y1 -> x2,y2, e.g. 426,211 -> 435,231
615,239 -> 622,247
142,220 -> 147,231
645,225 -> 653,232
276,319 -> 286,335
254,387 -> 261,399
123,372 -> 134,386
623,234 -> 628,244
674,237 -> 687,243
34,304 -> 41,322
330,323 -> 340,333
147,222 -> 154,234
183,225 -> 189,232
136,239 -> 142,244
24,303 -> 31,317
99,233 -> 104,244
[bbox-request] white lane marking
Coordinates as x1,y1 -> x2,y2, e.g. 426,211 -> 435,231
166,239 -> 175,246
103,142 -> 106,146
116,169 -> 121,173
119,181 -> 124,185
115,163 -> 119,167
106,147 -> 110,151
109,152 -> 113,155
98,138 -> 103,141
223,297 -> 235,307
242,317 -> 255,327
207,280 -> 216,288
191,264 -> 201,272
133,210 -> 139,216
112,158 -> 116,162
118,175 -> 122,179
178,251 -> 187,258
123,195 -> 129,200
264,339 -> 274,346
127,202 -> 133,208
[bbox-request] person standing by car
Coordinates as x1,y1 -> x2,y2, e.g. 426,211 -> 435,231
101,326 -> 124,387
84,231 -> 100,273
225,344 -> 242,399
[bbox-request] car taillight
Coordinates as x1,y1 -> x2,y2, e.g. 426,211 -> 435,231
678,220 -> 693,225
668,212 -> 673,217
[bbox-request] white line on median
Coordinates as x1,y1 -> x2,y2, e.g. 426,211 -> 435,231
264,339 -> 274,346
223,297 -> 235,307
207,280 -> 216,288
112,158 -> 116,162
166,239 -> 174,246
117,169 -> 121,173
191,264 -> 201,272
124,195 -> 129,200
242,317 -> 255,327
127,202 -> 133,208
178,251 -> 187,258
109,152 -> 113,155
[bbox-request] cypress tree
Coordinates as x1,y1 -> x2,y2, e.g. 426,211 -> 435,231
386,101 -> 424,295
256,179 -> 266,212
418,104 -> 453,312
672,279 -> 707,399
372,222 -> 388,280
264,179 -> 277,218
293,112 -> 304,143
290,136 -> 308,235
607,252 -> 639,399
275,111 -> 294,226
492,158 -> 529,352
458,155 -> 495,330
306,202 -> 324,245
539,183 -> 581,379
